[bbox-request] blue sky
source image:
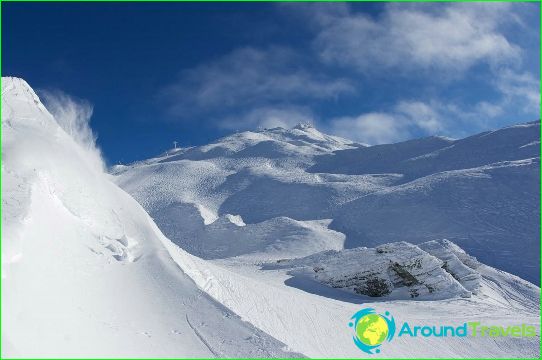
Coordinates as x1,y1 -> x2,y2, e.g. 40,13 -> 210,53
3,2 -> 540,165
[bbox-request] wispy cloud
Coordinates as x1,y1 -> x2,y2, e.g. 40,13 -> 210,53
325,112 -> 403,145
494,68 -> 540,113
312,2 -> 521,74
160,46 -> 353,121
288,2 -> 538,143
324,100 -> 445,145
324,97 -> 525,145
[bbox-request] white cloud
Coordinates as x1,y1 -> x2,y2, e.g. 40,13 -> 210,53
474,101 -> 504,118
395,101 -> 442,132
313,3 -> 521,74
326,112 -> 403,145
156,3 -> 537,141
306,3 -> 538,143
161,46 -> 354,118
494,68 -> 540,113
325,91 -> 540,145
326,100 -> 448,145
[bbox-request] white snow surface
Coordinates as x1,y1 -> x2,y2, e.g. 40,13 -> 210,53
166,243 -> 540,358
2,77 -> 540,358
1,77 -> 298,358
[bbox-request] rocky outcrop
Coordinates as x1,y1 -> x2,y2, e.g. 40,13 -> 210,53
269,240 -> 482,300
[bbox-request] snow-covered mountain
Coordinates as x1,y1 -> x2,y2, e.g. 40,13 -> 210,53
110,97 -> 539,357
114,118 -> 540,283
1,77 -> 297,358
2,77 -> 540,358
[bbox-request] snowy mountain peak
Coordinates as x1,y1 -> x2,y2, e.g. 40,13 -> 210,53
2,77 -> 52,127
2,77 -> 38,99
293,122 -> 314,130
119,124 -> 357,167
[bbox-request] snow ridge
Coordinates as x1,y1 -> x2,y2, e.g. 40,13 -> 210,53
1,77 -> 298,358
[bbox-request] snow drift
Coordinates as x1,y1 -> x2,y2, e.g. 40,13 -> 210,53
1,77 -> 296,358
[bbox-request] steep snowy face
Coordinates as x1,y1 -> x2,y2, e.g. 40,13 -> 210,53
115,116 -> 539,283
1,77 -> 296,358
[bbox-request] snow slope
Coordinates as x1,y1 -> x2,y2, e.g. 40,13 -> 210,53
331,157 -> 539,283
114,118 -> 539,283
1,77 -> 297,358
164,241 -> 540,358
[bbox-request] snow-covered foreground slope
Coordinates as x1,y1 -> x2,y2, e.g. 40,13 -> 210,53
114,119 -> 540,284
1,77 -> 298,358
164,241 -> 539,358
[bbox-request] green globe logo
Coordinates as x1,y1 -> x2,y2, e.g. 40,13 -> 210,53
349,308 -> 396,354
356,314 -> 389,346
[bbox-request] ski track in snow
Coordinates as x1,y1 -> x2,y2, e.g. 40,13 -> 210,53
185,314 -> 220,358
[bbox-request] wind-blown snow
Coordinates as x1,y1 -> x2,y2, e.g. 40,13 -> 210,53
1,77 -> 297,358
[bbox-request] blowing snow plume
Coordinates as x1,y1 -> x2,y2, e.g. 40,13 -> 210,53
40,89 -> 104,172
